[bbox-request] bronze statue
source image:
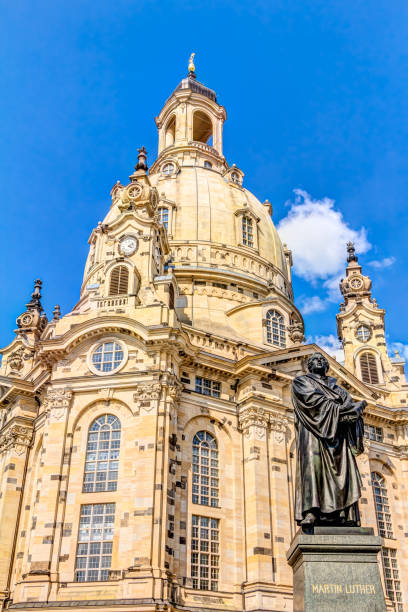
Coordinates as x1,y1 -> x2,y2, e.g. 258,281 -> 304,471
292,352 -> 366,530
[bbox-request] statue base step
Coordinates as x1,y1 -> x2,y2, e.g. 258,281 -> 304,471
287,527 -> 386,611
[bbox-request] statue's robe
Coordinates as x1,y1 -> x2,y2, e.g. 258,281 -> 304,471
292,373 -> 364,524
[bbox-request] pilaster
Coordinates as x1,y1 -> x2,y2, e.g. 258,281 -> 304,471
239,405 -> 273,607
0,418 -> 33,607
19,388 -> 72,602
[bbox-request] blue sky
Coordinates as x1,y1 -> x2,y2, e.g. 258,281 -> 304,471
1,0 -> 407,359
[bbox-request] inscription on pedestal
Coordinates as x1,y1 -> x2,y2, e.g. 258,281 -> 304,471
312,583 -> 376,595
287,528 -> 386,612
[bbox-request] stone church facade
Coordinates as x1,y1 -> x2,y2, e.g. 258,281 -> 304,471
0,65 -> 407,611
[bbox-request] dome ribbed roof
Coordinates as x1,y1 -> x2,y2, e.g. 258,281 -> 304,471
173,73 -> 217,103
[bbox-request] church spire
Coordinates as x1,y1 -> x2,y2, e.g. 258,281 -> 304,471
339,242 -> 372,305
15,279 -> 48,342
26,279 -> 44,313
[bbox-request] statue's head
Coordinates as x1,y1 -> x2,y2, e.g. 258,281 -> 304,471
307,352 -> 329,375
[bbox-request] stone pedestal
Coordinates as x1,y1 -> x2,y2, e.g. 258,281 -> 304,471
287,527 -> 386,612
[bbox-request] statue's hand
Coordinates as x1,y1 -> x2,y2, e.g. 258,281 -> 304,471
354,400 -> 367,415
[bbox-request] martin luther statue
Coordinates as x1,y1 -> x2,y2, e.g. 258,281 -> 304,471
292,352 -> 366,529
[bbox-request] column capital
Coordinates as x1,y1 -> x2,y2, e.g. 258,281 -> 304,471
43,387 -> 73,421
0,424 -> 32,455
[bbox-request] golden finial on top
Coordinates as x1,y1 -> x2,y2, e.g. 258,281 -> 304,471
188,52 -> 196,73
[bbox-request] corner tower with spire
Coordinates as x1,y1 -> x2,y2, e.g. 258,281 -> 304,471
337,243 -> 407,402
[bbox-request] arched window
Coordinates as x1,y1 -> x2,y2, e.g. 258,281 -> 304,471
165,115 -> 176,147
109,266 -> 129,295
158,207 -> 169,231
193,111 -> 213,144
242,216 -> 253,247
371,472 -> 393,538
192,431 -> 219,507
360,352 -> 379,384
204,160 -> 212,169
266,310 -> 286,348
83,415 -> 121,493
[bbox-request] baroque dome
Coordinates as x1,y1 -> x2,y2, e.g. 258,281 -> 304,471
80,66 -> 303,345
149,164 -> 289,290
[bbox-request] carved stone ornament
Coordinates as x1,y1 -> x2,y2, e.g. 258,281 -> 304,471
288,322 -> 305,344
167,381 -> 183,404
239,407 -> 269,439
43,388 -> 73,420
270,413 -> 289,443
7,346 -> 25,374
0,425 -> 32,455
239,407 -> 288,442
133,383 -> 162,411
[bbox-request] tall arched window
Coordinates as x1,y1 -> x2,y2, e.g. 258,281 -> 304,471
158,207 -> 169,231
360,352 -> 380,385
193,111 -> 213,144
266,310 -> 286,348
192,431 -> 219,507
372,472 -> 393,538
83,415 -> 121,493
242,216 -> 253,247
109,266 -> 129,296
165,115 -> 176,147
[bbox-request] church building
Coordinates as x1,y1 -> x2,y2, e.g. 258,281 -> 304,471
0,59 -> 407,611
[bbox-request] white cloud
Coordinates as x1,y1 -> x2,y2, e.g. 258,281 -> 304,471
308,334 -> 345,363
277,190 -> 370,281
389,342 -> 408,361
368,257 -> 396,269
300,295 -> 328,314
277,190 -> 371,310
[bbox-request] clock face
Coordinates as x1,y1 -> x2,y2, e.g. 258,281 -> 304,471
119,235 -> 138,256
128,184 -> 142,200
350,278 -> 363,289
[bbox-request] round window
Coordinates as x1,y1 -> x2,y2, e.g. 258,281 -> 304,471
90,341 -> 125,374
162,163 -> 175,176
356,325 -> 371,342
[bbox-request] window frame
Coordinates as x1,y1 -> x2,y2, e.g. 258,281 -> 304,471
234,209 -> 259,251
359,351 -> 380,385
371,471 -> 394,539
265,309 -> 286,348
158,206 -> 169,232
192,431 -> 219,508
381,548 -> 403,611
195,376 -> 221,398
74,503 -> 116,582
355,324 -> 372,343
82,414 -> 121,494
109,265 -> 130,296
191,514 -> 220,592
87,338 -> 128,376
364,425 -> 383,442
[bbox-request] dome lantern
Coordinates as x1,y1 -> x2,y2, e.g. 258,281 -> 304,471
154,55 -> 227,159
